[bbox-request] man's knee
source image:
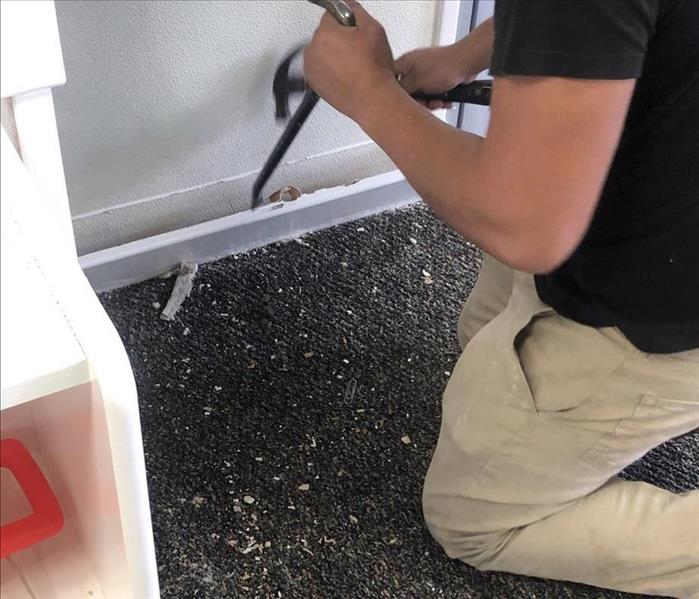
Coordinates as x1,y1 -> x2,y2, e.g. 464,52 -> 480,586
422,487 -> 514,569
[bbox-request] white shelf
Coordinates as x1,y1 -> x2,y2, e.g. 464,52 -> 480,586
1,153 -> 89,412
1,3 -> 159,595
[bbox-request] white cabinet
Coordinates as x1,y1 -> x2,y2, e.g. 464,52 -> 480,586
1,2 -> 158,597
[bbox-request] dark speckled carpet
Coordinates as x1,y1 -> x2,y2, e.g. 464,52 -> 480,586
100,204 -> 697,598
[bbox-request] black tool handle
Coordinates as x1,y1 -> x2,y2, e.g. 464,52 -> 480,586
412,79 -> 492,107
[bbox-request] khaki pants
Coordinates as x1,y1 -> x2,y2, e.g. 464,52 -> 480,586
424,255 -> 699,598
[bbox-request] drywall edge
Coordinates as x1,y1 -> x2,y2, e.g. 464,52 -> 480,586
79,170 -> 421,292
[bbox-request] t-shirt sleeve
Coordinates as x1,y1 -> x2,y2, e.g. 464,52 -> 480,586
490,0 -> 660,79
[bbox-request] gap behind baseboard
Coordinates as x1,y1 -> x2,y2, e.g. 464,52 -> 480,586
79,171 -> 420,292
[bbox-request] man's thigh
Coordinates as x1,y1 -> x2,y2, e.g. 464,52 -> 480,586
458,254 -> 514,350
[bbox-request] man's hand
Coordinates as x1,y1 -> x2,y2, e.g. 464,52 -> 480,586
396,18 -> 494,110
303,1 -> 398,122
395,45 -> 472,110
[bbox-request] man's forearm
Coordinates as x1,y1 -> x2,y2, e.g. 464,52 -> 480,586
352,18 -> 512,264
455,17 -> 494,78
356,74 -> 632,275
356,80 -> 518,267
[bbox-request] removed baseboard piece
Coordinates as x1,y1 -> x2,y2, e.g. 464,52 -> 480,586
79,171 -> 420,293
160,262 -> 198,321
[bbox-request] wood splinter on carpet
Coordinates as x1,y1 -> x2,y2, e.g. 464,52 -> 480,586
161,262 -> 198,321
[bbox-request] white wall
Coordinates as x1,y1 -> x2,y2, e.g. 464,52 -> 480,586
53,0 -> 441,254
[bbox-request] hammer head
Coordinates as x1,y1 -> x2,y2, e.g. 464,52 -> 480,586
272,2 -> 356,121
273,46 -> 308,121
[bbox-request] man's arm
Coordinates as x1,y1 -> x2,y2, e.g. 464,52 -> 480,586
304,3 -> 635,274
359,76 -> 634,273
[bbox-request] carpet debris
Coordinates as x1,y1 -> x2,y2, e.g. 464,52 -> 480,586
343,378 -> 357,402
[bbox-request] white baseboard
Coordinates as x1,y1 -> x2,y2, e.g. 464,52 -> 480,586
79,171 -> 420,292
71,142 -> 398,256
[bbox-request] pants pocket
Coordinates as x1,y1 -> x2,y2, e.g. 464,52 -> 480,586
515,314 -> 629,414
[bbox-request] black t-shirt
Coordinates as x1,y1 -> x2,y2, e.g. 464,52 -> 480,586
490,0 -> 699,353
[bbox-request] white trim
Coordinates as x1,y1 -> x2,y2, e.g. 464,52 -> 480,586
434,0 -> 462,46
80,171 -> 421,292
431,0 -> 463,125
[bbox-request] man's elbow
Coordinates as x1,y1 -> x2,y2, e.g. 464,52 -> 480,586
514,252 -> 566,275
499,228 -> 579,275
